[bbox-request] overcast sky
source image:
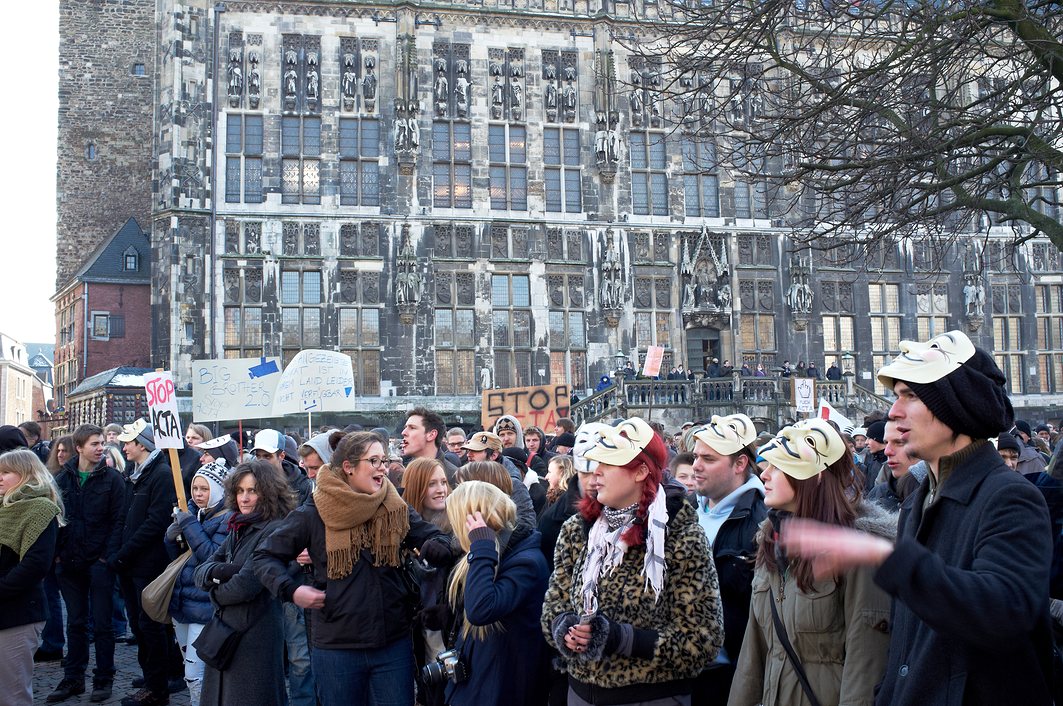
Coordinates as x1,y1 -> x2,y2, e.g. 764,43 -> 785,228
0,4 -> 59,345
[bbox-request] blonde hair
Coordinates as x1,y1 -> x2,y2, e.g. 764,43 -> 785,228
548,455 -> 576,492
445,481 -> 517,640
0,449 -> 66,522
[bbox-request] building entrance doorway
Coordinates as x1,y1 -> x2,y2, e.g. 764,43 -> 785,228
685,328 -> 720,374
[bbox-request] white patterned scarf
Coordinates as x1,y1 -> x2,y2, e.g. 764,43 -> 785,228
579,486 -> 669,608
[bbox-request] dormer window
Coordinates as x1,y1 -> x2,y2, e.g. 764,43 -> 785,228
123,247 -> 139,271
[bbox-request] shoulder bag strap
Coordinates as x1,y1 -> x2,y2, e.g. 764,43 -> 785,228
768,585 -> 822,706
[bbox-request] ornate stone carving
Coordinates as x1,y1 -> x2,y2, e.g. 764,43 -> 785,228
548,275 -> 564,306
223,268 -> 240,303
363,53 -> 378,113
655,278 -> 671,308
305,51 -> 320,108
282,38 -> 300,111
456,272 -> 474,305
225,220 -> 240,253
395,225 -> 422,323
340,269 -> 358,302
680,226 -> 732,329
245,267 -> 262,302
599,229 -> 626,326
227,41 -> 243,107
547,228 -> 563,257
569,276 -> 584,307
561,52 -> 578,122
566,230 -> 583,261
303,223 -> 320,255
653,231 -> 670,262
436,271 -> 452,304
340,223 -> 358,256
362,272 -> 379,304
593,50 -> 623,182
964,273 -> 985,330
247,48 -> 260,109
341,49 -> 357,111
244,222 -> 260,254
283,222 -> 299,256
633,232 -> 650,262
395,36 -> 419,175
635,277 -> 652,307
455,225 -> 474,259
786,256 -> 814,330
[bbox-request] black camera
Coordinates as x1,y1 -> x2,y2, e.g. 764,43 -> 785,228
420,649 -> 469,685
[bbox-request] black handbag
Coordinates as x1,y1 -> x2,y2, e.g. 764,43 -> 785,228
193,614 -> 244,671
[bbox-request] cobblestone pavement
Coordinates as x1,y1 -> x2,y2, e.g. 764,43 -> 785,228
32,639 -> 192,706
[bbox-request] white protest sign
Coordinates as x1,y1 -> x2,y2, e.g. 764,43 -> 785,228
192,356 -> 282,422
144,371 -> 185,449
792,377 -> 816,414
272,349 -> 356,416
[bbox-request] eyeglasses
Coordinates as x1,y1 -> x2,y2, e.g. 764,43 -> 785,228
355,457 -> 386,468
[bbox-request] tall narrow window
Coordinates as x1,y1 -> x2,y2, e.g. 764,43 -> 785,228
682,137 -> 719,217
491,274 -> 533,388
1037,284 -> 1063,393
432,121 -> 472,208
225,114 -> 263,203
544,127 -> 581,213
281,116 -> 321,205
339,307 -> 382,396
280,269 -> 323,366
991,284 -> 1024,394
339,118 -> 381,207
489,124 -> 528,211
630,131 -> 668,216
869,282 -> 902,394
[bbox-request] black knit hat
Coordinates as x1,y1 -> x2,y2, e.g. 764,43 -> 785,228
906,348 -> 1014,439
865,421 -> 887,444
996,432 -> 1021,454
0,425 -> 29,453
1013,420 -> 1033,439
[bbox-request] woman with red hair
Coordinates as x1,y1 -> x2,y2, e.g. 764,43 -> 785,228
542,416 -> 724,705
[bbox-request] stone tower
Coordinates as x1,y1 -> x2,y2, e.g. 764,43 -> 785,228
56,0 -> 155,287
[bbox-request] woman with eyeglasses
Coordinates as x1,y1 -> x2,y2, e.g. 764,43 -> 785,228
253,431 -> 460,706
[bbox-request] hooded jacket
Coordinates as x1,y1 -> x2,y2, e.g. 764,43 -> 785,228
728,502 -> 896,706
165,505 -> 233,624
493,415 -> 525,450
542,483 -> 725,703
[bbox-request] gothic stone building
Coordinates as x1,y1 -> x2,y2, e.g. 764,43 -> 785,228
62,0 -> 1063,420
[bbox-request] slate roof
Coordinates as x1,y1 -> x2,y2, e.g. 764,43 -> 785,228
68,366 -> 152,397
62,218 -> 151,289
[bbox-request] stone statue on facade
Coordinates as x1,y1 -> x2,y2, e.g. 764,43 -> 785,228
342,54 -> 357,105
786,269 -> 814,314
480,365 -> 493,391
964,275 -> 985,317
247,51 -> 260,109
284,69 -> 298,98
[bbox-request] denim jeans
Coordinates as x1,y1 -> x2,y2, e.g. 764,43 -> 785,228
312,636 -> 415,706
119,574 -> 170,696
173,622 -> 205,706
58,561 -> 116,683
282,602 -> 315,706
41,564 -> 65,653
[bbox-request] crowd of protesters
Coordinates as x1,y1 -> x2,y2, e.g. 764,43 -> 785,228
5,329 -> 1063,704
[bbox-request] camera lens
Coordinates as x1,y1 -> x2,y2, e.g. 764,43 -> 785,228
421,661 -> 444,685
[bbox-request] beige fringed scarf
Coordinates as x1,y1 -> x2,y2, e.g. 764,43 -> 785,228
314,467 -> 409,579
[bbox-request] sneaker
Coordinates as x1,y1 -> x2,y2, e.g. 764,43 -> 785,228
34,648 -> 63,662
90,682 -> 113,702
120,688 -> 169,706
46,679 -> 85,703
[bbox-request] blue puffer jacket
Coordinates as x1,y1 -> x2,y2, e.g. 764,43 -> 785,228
165,505 -> 233,624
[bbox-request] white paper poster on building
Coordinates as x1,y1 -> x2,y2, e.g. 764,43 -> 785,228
792,378 -> 816,414
191,357 -> 282,422
144,371 -> 185,449
272,349 -> 356,416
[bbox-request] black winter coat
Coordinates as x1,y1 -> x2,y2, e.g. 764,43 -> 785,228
55,456 -> 126,569
874,441 -> 1054,705
253,496 -> 451,650
708,486 -> 767,667
0,518 -> 58,630
538,480 -> 582,569
118,452 -> 178,578
281,457 -> 313,507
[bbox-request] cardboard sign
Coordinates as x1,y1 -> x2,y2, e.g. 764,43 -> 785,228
144,371 -> 185,449
481,384 -> 571,431
272,349 -> 356,416
191,356 -> 282,422
792,377 -> 816,414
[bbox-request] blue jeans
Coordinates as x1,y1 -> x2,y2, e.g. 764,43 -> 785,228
58,561 -> 115,683
282,602 -> 315,706
312,636 -> 415,706
41,564 -> 65,652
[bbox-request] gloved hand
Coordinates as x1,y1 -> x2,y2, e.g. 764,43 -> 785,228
419,538 -> 455,567
173,508 -> 195,527
208,563 -> 241,583
164,521 -> 182,543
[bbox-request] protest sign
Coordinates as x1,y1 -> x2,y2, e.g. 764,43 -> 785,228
792,377 -> 816,413
145,371 -> 185,449
143,370 -> 188,511
642,346 -> 665,378
191,356 -> 282,422
272,349 -> 356,416
481,384 -> 571,431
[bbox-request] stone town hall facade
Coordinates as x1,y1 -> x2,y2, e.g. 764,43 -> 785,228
59,0 -> 1063,418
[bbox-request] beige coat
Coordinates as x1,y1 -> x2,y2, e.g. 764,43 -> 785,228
728,503 -> 894,706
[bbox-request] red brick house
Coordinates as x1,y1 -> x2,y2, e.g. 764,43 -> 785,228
52,218 -> 151,430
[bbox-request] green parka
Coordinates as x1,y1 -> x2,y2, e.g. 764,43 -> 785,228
728,502 -> 895,706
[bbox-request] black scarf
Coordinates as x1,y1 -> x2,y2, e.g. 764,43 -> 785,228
226,510 -> 264,535
768,508 -> 792,574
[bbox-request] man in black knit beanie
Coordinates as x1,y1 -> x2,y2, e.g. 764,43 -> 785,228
780,330 -> 1054,706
